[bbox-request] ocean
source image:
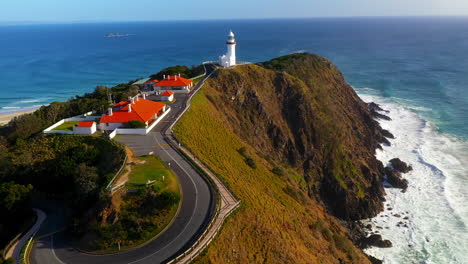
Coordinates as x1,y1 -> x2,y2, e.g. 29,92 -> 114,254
1,17 -> 467,263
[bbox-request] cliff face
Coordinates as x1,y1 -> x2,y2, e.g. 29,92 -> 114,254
205,53 -> 387,220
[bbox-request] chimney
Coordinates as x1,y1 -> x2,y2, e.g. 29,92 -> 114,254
163,74 -> 166,79
142,93 -> 146,99
108,108 -> 113,116
135,95 -> 139,101
131,98 -> 135,104
128,104 -> 132,112
178,73 -> 181,77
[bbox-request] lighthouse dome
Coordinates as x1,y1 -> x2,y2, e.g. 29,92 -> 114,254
228,30 -> 235,37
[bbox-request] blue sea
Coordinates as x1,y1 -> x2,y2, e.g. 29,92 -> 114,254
1,17 -> 467,263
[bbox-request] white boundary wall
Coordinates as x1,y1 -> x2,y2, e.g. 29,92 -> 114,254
43,112 -> 101,134
109,107 -> 171,139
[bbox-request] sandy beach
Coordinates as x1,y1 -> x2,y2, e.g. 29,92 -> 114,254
0,109 -> 37,125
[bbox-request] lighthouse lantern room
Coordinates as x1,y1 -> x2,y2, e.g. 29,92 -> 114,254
219,30 -> 237,68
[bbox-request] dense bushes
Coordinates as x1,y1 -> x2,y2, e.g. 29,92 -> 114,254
91,187 -> 180,250
127,120 -> 146,128
150,65 -> 204,80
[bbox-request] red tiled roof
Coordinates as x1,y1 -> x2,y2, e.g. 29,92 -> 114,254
153,75 -> 192,87
78,121 -> 95,127
161,91 -> 174,96
100,98 -> 165,123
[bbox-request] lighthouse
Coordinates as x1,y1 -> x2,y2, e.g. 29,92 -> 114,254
219,30 -> 237,68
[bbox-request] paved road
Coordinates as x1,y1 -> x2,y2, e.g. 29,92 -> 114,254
30,64 -> 217,264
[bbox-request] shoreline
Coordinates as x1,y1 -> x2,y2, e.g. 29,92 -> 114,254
0,107 -> 39,125
359,93 -> 468,263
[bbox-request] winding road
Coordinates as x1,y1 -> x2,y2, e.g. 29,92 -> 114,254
30,64 -> 221,264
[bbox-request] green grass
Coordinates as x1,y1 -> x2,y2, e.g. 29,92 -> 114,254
52,121 -> 79,131
127,155 -> 173,187
191,76 -> 204,84
160,98 -> 177,104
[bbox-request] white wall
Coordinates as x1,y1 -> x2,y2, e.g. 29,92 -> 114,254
108,107 -> 171,139
100,122 -> 125,131
73,123 -> 96,135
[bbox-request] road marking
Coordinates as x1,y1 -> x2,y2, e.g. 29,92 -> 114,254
151,144 -> 169,148
126,134 -> 200,264
51,235 -> 67,264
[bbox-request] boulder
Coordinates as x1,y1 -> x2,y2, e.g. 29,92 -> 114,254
361,234 -> 393,248
385,166 -> 409,191
389,158 -> 413,173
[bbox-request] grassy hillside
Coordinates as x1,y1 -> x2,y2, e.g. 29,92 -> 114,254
174,87 -> 371,264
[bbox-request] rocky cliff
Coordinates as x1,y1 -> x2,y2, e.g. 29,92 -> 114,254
207,53 -> 389,220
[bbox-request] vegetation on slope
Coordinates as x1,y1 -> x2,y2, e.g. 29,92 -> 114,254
0,80 -> 138,250
174,87 -> 371,264
77,155 -> 180,253
150,65 -> 205,80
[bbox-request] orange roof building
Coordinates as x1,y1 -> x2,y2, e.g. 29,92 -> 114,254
160,90 -> 175,102
152,74 -> 193,92
73,121 -> 97,135
100,96 -> 167,130
77,121 -> 95,127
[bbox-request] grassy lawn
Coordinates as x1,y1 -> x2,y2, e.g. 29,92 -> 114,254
160,98 -> 177,104
127,155 -> 177,189
53,121 -> 79,131
76,155 -> 181,254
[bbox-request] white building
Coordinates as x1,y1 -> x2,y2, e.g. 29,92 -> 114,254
160,90 -> 175,102
73,121 -> 97,135
219,31 -> 236,68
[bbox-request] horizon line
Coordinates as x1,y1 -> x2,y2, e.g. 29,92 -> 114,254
1,15 -> 468,26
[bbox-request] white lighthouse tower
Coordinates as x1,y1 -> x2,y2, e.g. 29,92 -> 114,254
219,30 -> 236,68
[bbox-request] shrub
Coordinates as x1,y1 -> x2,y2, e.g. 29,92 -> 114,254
245,157 -> 257,169
237,147 -> 247,157
272,166 -> 285,176
128,120 -> 146,128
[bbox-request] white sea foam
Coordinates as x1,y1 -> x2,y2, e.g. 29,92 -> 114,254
1,106 -> 20,109
18,99 -> 40,104
359,94 -> 468,264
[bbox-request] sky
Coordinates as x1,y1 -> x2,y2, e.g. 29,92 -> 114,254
1,0 -> 468,23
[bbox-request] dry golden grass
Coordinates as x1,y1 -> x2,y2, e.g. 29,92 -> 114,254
174,86 -> 370,264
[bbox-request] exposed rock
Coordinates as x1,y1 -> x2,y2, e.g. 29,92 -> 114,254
367,102 -> 387,113
360,234 -> 393,248
403,216 -> 409,220
390,158 -> 413,173
385,166 -> 409,191
381,129 -> 395,139
367,102 -> 391,120
367,254 -> 383,264
394,213 -> 401,217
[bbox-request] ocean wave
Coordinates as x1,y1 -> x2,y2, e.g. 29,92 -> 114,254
359,93 -> 468,264
18,99 -> 40,104
1,106 -> 21,109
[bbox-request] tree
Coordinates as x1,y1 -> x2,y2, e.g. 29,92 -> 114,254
128,120 -> 146,128
73,163 -> 99,203
0,182 -> 32,213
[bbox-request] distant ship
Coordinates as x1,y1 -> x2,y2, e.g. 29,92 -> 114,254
105,33 -> 129,37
